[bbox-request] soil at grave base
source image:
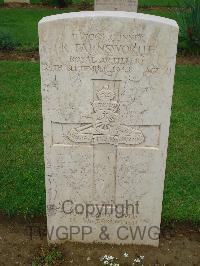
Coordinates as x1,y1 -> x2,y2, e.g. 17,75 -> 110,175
0,3 -> 91,10
0,51 -> 39,62
1,3 -> 172,11
0,51 -> 200,65
0,214 -> 199,266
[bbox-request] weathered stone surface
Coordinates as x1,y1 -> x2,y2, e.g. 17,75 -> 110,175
39,11 -> 178,246
95,0 -> 138,12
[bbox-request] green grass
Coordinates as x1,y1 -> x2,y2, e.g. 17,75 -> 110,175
0,61 -> 200,222
0,61 -> 44,215
32,247 -> 64,266
0,7 -> 79,50
163,65 -> 200,223
139,0 -> 187,7
0,7 -> 182,51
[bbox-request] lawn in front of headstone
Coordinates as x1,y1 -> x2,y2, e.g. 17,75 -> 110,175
0,60 -> 199,223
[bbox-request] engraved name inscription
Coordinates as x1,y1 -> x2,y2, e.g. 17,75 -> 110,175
40,30 -> 162,77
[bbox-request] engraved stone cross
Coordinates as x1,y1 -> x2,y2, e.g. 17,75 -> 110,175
66,81 -> 144,203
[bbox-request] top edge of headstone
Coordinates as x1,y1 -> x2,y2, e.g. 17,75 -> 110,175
38,11 -> 178,29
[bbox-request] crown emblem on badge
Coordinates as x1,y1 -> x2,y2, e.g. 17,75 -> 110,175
97,85 -> 115,101
93,85 -> 119,113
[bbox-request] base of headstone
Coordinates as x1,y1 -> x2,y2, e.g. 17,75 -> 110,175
95,0 -> 138,12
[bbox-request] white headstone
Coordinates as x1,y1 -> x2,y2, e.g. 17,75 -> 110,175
39,11 -> 178,246
95,0 -> 138,12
